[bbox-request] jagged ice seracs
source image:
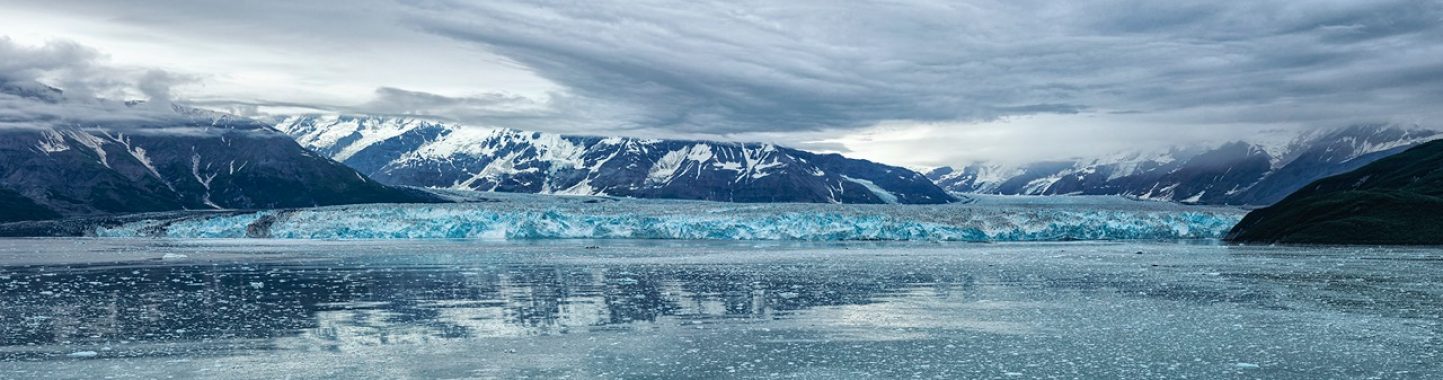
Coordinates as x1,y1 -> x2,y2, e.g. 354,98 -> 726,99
97,194 -> 1244,241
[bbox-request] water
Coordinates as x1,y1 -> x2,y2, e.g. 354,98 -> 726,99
1,239 -> 1440,379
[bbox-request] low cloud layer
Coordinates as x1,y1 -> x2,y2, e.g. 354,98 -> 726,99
2,1 -> 1442,165
0,38 -> 206,128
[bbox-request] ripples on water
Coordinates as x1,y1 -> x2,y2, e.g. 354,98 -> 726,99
1,240 -> 1441,379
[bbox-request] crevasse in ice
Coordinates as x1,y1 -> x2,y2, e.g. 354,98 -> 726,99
96,194 -> 1245,241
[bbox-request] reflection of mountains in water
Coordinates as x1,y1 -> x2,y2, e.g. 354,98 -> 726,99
0,261 -> 970,358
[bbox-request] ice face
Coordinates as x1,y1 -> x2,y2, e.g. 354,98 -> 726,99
97,194 -> 1244,241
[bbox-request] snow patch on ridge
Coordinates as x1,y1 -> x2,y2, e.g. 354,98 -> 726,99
66,131 -> 110,168
648,144 -> 714,184
37,130 -> 69,153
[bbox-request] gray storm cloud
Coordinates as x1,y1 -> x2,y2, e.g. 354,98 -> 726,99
2,0 -> 1442,164
404,0 -> 1443,135
0,38 -> 96,82
0,38 -> 202,128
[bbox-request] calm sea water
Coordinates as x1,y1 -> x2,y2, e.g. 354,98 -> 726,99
1,239 -> 1440,379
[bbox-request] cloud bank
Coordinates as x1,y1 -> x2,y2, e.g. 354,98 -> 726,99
405,0 -> 1443,134
0,37 -> 206,129
2,0 -> 1442,164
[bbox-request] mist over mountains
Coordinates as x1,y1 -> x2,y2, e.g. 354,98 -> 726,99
926,124 -> 1438,205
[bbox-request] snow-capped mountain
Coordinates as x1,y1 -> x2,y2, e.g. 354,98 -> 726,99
275,115 -> 955,204
0,82 -> 437,222
926,124 -> 1439,205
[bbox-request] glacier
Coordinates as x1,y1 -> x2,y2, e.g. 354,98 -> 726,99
96,194 -> 1244,241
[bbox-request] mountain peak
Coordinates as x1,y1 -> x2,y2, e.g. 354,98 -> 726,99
274,114 -> 955,204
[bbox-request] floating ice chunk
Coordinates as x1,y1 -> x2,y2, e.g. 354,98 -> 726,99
67,351 -> 99,358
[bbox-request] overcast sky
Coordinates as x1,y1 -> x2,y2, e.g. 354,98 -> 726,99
2,0 -> 1441,167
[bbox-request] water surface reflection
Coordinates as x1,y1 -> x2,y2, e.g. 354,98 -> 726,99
0,255 -> 962,359
3,241 -> 1441,379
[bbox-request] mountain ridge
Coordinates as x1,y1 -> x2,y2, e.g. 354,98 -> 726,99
276,115 -> 956,204
926,124 -> 1438,205
0,81 -> 440,222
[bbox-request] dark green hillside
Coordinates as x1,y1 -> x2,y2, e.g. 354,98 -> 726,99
1228,139 -> 1443,245
0,187 -> 60,223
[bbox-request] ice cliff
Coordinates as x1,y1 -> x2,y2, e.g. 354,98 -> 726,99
97,194 -> 1244,241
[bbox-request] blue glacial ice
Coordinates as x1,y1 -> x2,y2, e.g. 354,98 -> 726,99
96,194 -> 1246,241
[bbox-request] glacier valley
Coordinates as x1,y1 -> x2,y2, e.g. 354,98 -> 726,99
96,194 -> 1244,241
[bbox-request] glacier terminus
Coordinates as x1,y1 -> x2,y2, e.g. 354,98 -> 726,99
95,193 -> 1242,241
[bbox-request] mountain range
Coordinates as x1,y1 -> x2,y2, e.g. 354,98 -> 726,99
0,81 -> 436,222
5,76 -> 1436,227
925,124 -> 1438,205
275,115 -> 955,204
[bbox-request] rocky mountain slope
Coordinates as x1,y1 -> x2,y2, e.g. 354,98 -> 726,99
0,82 -> 438,222
276,115 -> 955,204
1228,139 -> 1443,245
926,125 -> 1437,205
